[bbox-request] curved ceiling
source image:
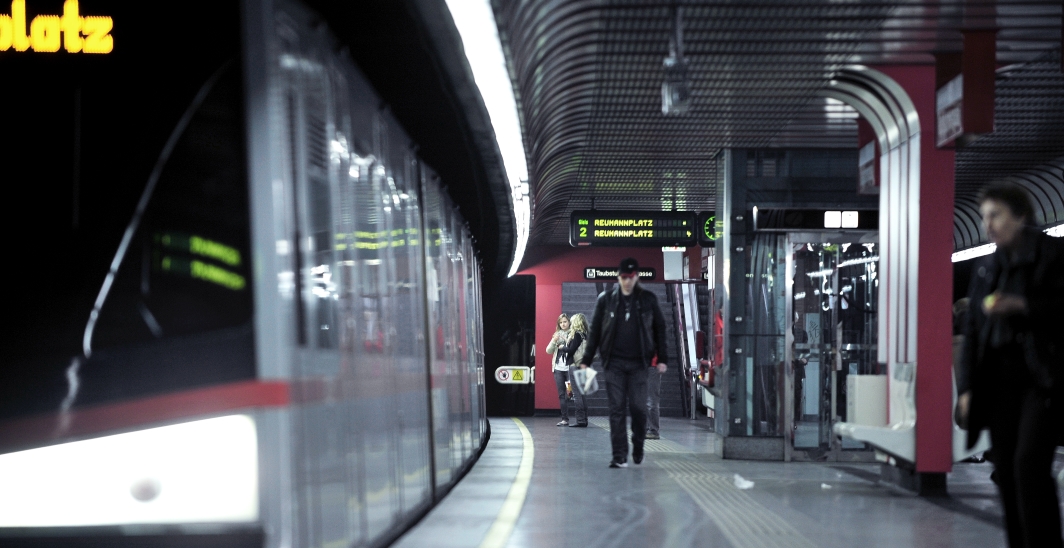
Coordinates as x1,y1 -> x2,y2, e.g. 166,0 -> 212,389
306,0 -> 517,279
492,0 -> 1064,250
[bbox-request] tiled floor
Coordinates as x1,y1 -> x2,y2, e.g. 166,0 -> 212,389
395,416 -> 1057,547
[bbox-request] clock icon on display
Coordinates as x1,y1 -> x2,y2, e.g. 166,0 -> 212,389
704,215 -> 715,240
697,212 -> 718,247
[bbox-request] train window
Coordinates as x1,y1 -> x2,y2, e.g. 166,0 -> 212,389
391,145 -> 425,365
301,74 -> 340,351
75,62 -> 255,407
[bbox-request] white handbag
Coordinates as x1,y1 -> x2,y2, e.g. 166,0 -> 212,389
572,368 -> 599,396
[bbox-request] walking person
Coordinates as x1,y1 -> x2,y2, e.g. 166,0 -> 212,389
579,258 -> 669,468
547,314 -> 574,426
956,183 -> 1064,548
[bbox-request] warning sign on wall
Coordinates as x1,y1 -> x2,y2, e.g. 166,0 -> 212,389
495,366 -> 532,384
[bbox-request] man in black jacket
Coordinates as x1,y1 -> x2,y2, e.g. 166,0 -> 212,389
579,258 -> 669,468
956,183 -> 1064,548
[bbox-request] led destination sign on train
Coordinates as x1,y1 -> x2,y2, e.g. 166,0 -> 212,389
0,0 -> 113,54
570,210 -> 698,247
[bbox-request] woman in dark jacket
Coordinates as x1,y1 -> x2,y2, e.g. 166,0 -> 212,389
546,313 -> 589,427
956,183 -> 1064,548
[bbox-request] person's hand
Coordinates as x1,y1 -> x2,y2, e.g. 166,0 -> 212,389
982,292 -> 1028,316
580,363 -> 588,369
656,363 -> 667,373
956,391 -> 971,428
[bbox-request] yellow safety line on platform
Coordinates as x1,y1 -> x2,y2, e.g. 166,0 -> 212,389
479,417 -> 534,548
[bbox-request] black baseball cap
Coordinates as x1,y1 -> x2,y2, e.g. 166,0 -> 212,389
618,257 -> 639,277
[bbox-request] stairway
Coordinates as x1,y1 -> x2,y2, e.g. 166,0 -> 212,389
561,282 -> 687,417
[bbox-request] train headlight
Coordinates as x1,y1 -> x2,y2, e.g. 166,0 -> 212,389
0,414 -> 258,527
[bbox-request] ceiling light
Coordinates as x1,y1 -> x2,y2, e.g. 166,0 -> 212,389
445,0 -> 530,276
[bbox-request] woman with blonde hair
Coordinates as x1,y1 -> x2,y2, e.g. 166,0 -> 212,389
566,313 -> 590,427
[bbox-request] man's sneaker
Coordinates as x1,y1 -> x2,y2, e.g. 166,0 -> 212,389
609,460 -> 628,468
633,449 -> 644,465
645,432 -> 661,440
557,420 -> 569,426
568,422 -> 588,428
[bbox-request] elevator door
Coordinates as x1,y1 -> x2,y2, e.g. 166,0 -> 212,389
786,235 -> 879,459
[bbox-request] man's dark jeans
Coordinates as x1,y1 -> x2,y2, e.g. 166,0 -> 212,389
989,355 -> 1063,548
605,358 -> 648,463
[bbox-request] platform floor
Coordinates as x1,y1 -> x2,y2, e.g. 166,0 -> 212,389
394,416 -> 1061,548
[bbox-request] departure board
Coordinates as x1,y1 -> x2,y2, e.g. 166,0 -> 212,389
570,210 -> 697,247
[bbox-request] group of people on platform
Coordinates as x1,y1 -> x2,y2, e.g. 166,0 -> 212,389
542,184 -> 1064,545
547,257 -> 670,468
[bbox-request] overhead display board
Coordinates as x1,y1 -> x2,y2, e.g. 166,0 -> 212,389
570,210 -> 697,247
753,208 -> 878,231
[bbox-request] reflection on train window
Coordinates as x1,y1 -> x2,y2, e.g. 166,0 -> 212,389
300,72 -> 340,350
92,64 -> 252,349
76,62 -> 256,407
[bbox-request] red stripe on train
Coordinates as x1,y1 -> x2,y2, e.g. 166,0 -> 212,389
0,380 -> 290,454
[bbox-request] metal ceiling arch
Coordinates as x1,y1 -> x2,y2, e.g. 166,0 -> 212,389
1007,160 -> 1064,225
492,0 -> 1063,249
821,65 -> 922,365
819,85 -> 893,150
954,198 -> 983,251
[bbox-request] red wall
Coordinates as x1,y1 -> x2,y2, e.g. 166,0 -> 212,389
518,246 -> 667,410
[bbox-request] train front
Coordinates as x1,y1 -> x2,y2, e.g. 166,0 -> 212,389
0,1 -> 487,546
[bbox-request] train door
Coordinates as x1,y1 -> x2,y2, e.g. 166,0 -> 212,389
785,234 -> 880,461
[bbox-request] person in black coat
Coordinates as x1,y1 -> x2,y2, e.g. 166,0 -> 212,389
956,183 -> 1064,548
579,258 -> 669,468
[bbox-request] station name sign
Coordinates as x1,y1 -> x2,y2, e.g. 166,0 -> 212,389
0,0 -> 113,54
570,210 -> 701,247
753,207 -> 878,231
583,267 -> 656,281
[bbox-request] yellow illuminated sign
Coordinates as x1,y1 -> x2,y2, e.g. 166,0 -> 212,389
190,260 -> 245,290
0,0 -> 112,54
593,219 -> 656,227
570,210 -> 697,247
334,228 -> 420,251
157,232 -> 241,267
189,235 -> 241,266
589,223 -> 691,239
159,255 -> 246,291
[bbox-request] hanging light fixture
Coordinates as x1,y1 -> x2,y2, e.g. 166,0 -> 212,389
662,4 -> 690,116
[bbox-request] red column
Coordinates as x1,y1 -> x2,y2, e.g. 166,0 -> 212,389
877,65 -> 956,473
534,284 -> 563,410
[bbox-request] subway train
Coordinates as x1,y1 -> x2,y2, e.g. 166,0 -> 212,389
0,1 -> 486,546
